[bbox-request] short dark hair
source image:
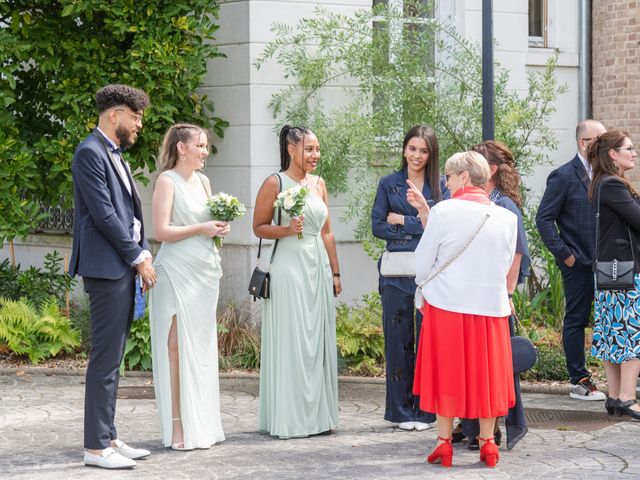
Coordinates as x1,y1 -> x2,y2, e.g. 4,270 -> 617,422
95,84 -> 150,114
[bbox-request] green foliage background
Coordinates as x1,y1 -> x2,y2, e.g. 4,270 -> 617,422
0,1 -> 228,241
256,1 -> 566,254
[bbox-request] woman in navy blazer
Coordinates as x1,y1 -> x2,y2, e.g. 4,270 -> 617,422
371,125 -> 448,430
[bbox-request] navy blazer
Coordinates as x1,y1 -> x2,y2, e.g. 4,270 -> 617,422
372,168 -> 449,295
69,130 -> 149,280
536,155 -> 596,269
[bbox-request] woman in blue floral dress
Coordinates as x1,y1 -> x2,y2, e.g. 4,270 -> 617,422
588,129 -> 640,420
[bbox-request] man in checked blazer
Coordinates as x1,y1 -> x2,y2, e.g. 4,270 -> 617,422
536,119 -> 606,401
69,84 -> 157,469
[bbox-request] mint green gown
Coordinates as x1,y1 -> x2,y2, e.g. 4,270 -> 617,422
150,170 -> 225,449
258,173 -> 339,438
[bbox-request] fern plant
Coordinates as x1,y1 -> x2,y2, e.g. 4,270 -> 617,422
0,297 -> 80,364
335,292 -> 385,376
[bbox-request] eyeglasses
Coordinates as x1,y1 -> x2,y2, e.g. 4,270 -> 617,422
115,108 -> 144,122
616,146 -> 636,153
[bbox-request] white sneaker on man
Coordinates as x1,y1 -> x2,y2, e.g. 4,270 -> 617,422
569,377 -> 606,401
84,447 -> 136,469
113,439 -> 151,459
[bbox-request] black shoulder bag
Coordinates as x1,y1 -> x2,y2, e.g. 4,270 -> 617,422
248,173 -> 282,301
594,178 -> 636,290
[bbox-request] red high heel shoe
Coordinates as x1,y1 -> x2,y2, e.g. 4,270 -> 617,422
478,436 -> 499,467
427,436 -> 453,467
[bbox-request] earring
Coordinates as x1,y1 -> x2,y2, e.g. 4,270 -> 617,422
180,155 -> 186,164
614,163 -> 619,170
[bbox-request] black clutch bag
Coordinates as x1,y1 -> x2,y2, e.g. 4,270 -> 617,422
595,259 -> 635,290
248,267 -> 270,300
511,313 -> 538,375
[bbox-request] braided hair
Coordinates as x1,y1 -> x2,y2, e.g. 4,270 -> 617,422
279,124 -> 313,171
157,123 -> 206,171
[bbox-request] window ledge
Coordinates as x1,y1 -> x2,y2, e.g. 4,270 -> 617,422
527,48 -> 578,68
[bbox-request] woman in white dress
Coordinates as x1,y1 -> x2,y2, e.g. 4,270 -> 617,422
150,124 -> 230,450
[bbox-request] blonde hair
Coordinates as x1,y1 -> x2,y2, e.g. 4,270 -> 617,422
157,123 -> 206,171
445,151 -> 490,187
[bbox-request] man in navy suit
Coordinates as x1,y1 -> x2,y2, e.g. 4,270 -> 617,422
69,84 -> 157,469
536,119 -> 606,401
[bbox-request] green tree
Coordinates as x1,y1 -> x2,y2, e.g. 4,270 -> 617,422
0,0 -> 228,242
256,2 -> 566,253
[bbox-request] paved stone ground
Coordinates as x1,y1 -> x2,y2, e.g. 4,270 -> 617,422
2,373 -> 640,480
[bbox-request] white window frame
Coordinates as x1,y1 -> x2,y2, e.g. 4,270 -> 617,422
528,0 -> 548,48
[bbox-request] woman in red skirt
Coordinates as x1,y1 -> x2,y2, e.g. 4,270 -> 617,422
408,151 -> 517,468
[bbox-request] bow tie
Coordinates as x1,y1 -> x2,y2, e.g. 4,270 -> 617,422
111,146 -> 122,155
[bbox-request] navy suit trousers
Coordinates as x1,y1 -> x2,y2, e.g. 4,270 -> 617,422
558,263 -> 594,384
83,269 -> 135,449
381,285 -> 435,423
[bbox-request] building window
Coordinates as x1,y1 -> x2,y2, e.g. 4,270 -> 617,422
528,0 -> 547,48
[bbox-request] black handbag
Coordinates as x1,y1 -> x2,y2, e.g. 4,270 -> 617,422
511,313 -> 538,374
594,179 -> 636,290
248,173 -> 282,301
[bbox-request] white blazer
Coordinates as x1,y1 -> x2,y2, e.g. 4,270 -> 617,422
415,198 -> 517,317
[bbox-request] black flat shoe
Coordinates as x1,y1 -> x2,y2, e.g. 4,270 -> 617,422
451,423 -> 464,444
467,427 -> 501,451
605,396 -> 620,416
616,400 -> 640,420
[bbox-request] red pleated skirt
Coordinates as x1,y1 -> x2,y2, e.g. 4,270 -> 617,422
413,301 -> 515,419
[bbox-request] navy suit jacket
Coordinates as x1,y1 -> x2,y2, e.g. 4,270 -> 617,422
69,130 -> 149,280
536,155 -> 595,268
372,168 -> 449,295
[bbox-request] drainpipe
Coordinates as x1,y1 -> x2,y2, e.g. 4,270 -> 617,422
578,0 -> 592,120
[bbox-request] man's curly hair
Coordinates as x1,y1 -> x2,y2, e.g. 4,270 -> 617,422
95,84 -> 150,113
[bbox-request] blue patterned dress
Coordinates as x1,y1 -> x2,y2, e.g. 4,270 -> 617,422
592,275 -> 640,363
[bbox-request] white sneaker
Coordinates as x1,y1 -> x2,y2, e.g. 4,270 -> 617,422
413,422 -> 433,431
398,422 -> 415,430
569,378 -> 606,401
113,439 -> 151,459
84,447 -> 136,469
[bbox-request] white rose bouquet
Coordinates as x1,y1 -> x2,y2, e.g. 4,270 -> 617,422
273,185 -> 309,239
206,192 -> 246,247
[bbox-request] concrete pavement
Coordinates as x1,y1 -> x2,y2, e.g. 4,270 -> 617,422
1,372 -> 640,479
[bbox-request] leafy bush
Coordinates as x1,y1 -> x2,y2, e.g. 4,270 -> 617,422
256,1 -> 565,251
0,297 -> 80,364
336,292 -> 385,376
0,250 -> 75,308
218,304 -> 261,371
0,1 -> 228,241
122,308 -> 152,371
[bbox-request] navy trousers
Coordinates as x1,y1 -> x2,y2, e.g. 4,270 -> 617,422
381,285 -> 435,423
558,263 -> 593,384
83,269 -> 135,449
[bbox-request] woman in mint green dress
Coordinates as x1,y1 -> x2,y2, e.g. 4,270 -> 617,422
253,125 -> 342,438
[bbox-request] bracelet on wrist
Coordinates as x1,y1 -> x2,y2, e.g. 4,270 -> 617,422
333,272 -> 340,278
508,293 -> 513,298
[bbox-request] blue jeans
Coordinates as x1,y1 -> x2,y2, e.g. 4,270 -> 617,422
558,263 -> 594,384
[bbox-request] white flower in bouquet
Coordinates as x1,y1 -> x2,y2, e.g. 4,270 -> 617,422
206,192 -> 246,247
274,185 -> 309,239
